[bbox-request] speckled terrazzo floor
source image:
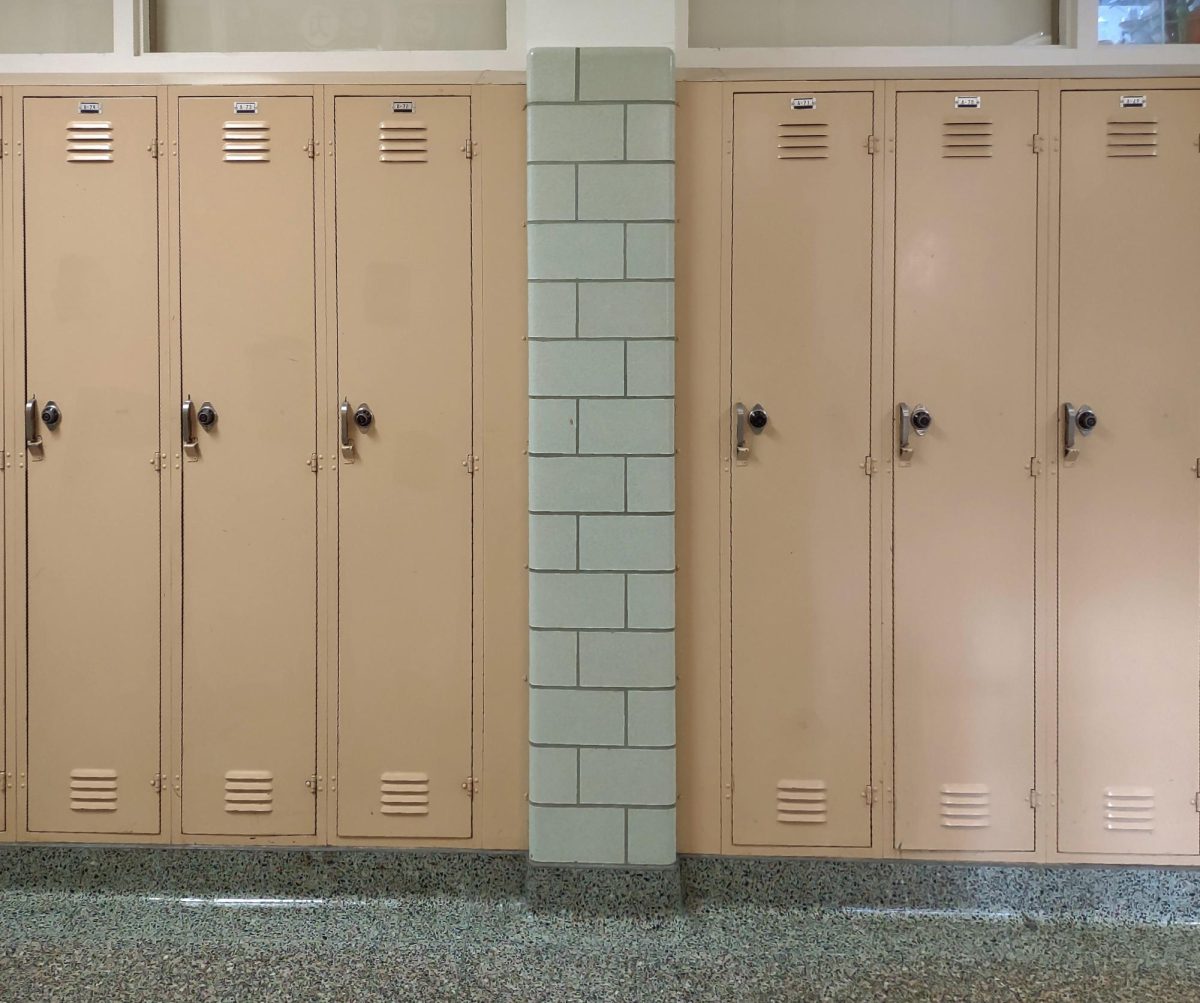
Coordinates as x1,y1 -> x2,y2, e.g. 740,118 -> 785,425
2,891 -> 1200,1002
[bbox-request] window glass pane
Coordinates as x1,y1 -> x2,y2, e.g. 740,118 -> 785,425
689,0 -> 1057,47
1099,1 -> 1200,44
149,0 -> 506,52
0,0 -> 113,53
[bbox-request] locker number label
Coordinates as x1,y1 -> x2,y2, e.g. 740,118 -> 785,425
392,101 -> 415,113
78,101 -> 102,114
791,97 -> 817,110
955,95 -> 982,110
234,101 -> 258,114
1121,95 -> 1147,109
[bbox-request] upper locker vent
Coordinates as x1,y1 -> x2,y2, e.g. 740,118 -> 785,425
379,120 -> 429,163
223,120 -> 271,163
942,120 -> 994,159
776,120 -> 830,161
66,120 -> 114,163
1106,118 -> 1158,158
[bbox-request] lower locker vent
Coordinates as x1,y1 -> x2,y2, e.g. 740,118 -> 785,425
942,121 -> 993,158
70,769 -> 118,812
1104,786 -> 1155,831
776,121 -> 829,161
224,770 -> 273,813
379,122 -> 429,163
940,784 -> 990,828
1106,119 -> 1158,158
66,121 -> 114,163
223,120 -> 271,162
776,779 -> 827,823
381,772 -> 430,815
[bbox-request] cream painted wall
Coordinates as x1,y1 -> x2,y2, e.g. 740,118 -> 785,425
525,0 -> 674,48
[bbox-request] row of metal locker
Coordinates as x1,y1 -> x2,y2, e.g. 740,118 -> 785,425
0,86 -> 525,844
715,82 -> 1200,859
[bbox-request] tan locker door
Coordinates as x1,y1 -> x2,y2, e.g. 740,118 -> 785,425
23,97 -> 161,835
1058,90 -> 1200,856
892,91 -> 1038,852
333,97 -> 473,839
730,91 -> 875,848
178,96 -> 317,836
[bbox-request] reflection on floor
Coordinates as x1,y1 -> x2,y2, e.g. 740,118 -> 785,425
2,890 -> 1198,1002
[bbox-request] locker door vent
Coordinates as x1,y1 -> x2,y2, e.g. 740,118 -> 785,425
224,770 -> 274,812
1106,119 -> 1158,158
1104,786 -> 1155,831
69,769 -> 118,812
776,122 -> 830,161
939,784 -> 990,827
776,779 -> 827,823
380,772 -> 430,815
66,121 -> 114,163
223,121 -> 271,163
379,121 -> 429,163
942,121 -> 993,159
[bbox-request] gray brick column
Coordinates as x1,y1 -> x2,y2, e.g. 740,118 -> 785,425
527,47 -> 676,868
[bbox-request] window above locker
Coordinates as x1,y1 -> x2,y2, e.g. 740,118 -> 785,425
1099,0 -> 1200,44
688,0 -> 1059,48
147,0 -> 507,52
0,0 -> 113,53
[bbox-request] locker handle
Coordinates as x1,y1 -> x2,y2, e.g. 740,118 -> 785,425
339,399 -> 355,461
898,402 -> 932,461
181,396 -> 200,461
25,397 -> 44,461
1063,402 -> 1097,462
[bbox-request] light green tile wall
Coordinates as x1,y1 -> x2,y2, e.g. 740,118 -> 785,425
527,46 -> 676,868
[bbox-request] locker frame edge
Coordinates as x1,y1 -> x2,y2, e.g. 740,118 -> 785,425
1,86 -> 11,843
691,75 -> 1200,866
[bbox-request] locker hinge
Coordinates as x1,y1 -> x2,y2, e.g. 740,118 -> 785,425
1193,792 -> 1200,812
305,774 -> 323,794
308,452 -> 320,474
147,142 -> 159,159
461,139 -> 477,159
1029,457 -> 1042,477
861,455 -> 877,477
462,453 -> 478,475
867,135 -> 880,155
150,773 -> 164,793
5,772 -> 12,791
151,452 -> 165,472
461,777 -> 479,797
862,784 -> 879,805
1032,134 -> 1046,154
1192,459 -> 1200,479
1027,788 -> 1041,809
304,139 -> 319,158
